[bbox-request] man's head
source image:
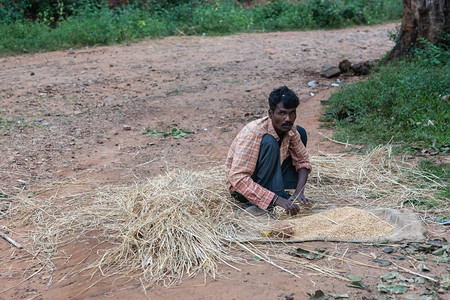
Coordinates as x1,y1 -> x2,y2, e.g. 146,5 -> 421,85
268,86 -> 299,136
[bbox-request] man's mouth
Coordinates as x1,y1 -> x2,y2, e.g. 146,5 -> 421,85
282,123 -> 293,127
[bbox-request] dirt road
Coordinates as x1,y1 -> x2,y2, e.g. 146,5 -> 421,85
4,23 -> 445,300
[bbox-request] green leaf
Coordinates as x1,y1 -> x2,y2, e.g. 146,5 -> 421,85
433,255 -> 450,262
146,129 -> 160,137
417,264 -> 430,272
373,259 -> 392,266
382,247 -> 396,254
309,289 -> 328,300
421,288 -> 434,295
313,248 -> 328,259
440,276 -> 450,289
414,277 -> 426,284
381,272 -> 400,282
377,284 -> 408,294
296,247 -> 315,260
381,271 -> 412,283
296,248 -> 327,260
252,256 -> 261,261
347,274 -> 362,282
346,281 -> 366,289
432,247 -> 447,256
373,241 -> 388,247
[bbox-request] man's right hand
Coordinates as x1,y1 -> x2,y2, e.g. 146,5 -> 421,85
274,196 -> 300,216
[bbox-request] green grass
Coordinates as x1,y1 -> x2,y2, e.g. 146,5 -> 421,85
322,56 -> 449,152
406,159 -> 450,220
418,160 -> 449,201
0,0 -> 403,56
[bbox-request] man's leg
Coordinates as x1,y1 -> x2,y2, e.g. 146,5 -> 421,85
251,134 -> 286,197
282,125 -> 307,189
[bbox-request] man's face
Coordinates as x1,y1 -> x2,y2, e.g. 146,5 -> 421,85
269,102 -> 297,137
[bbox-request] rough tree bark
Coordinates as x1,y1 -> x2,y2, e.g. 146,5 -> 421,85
386,0 -> 449,60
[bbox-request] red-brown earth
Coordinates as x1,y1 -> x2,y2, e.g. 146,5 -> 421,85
1,23 -> 448,299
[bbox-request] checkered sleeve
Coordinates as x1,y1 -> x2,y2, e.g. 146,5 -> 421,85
226,133 -> 276,210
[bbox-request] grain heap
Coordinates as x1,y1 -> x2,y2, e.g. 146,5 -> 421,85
271,207 -> 394,239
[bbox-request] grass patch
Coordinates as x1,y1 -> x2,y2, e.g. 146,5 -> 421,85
418,160 -> 449,202
322,58 -> 449,152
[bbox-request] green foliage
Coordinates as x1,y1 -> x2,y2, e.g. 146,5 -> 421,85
163,128 -> 192,139
414,36 -> 450,66
141,127 -> 192,139
322,45 -> 449,151
417,160 -> 449,203
0,0 -> 403,56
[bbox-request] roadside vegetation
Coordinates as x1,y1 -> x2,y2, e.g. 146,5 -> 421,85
0,0 -> 402,56
322,35 -> 449,214
322,37 -> 449,152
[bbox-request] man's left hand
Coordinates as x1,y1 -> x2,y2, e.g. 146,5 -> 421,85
289,193 -> 312,207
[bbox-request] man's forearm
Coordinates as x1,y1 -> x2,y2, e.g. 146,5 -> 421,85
293,167 -> 309,197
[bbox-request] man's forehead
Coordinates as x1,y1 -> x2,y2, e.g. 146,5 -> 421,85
275,102 -> 296,111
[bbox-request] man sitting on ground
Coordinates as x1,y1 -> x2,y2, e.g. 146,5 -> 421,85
225,86 -> 312,216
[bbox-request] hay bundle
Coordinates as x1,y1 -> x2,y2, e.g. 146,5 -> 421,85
12,168 -> 261,285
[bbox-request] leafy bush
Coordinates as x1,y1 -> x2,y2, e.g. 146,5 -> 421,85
0,0 -> 403,56
322,41 -> 449,152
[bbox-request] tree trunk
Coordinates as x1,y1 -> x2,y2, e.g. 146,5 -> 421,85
386,0 -> 449,60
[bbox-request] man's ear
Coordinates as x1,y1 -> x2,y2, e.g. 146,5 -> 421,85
268,109 -> 273,118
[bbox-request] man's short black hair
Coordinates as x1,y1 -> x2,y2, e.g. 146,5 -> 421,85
268,86 -> 299,111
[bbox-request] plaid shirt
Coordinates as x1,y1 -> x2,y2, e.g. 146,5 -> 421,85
225,117 -> 311,209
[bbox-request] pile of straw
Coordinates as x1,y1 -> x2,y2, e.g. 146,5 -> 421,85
12,168 -> 262,285
307,146 -> 447,214
10,146 -> 447,285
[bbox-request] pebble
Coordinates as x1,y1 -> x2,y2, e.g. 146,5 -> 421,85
123,125 -> 131,131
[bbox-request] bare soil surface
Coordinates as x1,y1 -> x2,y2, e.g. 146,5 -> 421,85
1,23 -> 448,299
